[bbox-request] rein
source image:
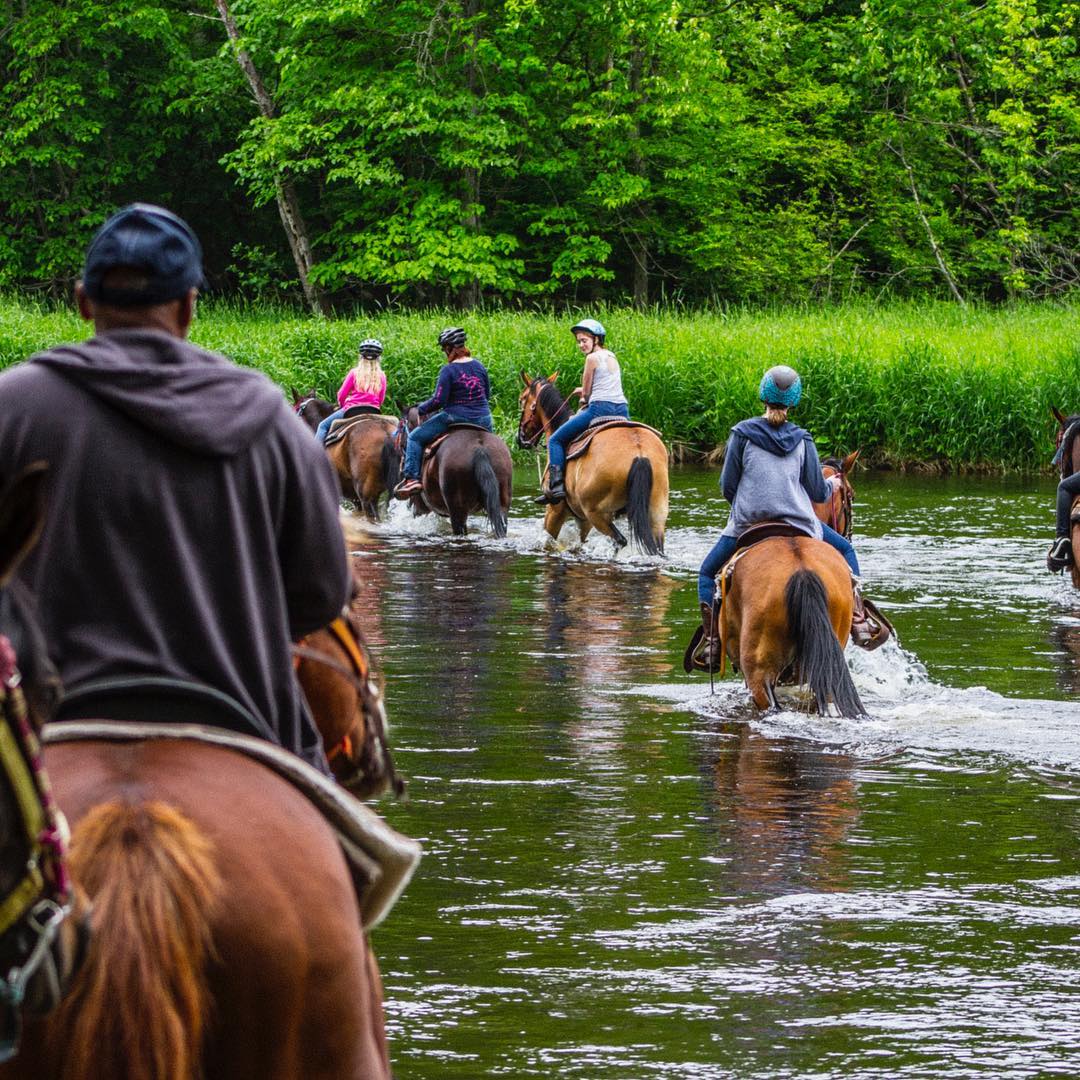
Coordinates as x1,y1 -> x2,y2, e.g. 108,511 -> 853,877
292,618 -> 404,796
0,635 -> 72,1062
518,384 -> 578,449
823,467 -> 854,540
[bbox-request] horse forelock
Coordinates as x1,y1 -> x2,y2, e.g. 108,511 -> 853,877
1059,414 -> 1080,475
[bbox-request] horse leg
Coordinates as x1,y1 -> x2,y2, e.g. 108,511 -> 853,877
543,503 -> 570,542
742,662 -> 775,710
582,508 -> 627,549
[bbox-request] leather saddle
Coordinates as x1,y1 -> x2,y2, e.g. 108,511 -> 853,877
324,409 -> 395,448
566,419 -> 663,462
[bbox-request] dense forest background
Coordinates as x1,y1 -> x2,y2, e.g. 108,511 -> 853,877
2,0 -> 1078,312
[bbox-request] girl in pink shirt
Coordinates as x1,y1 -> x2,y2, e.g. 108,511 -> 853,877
316,338 -> 388,443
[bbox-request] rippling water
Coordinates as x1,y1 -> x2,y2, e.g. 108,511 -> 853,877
352,465 -> 1080,1079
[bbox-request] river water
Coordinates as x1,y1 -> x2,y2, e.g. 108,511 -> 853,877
352,466 -> 1080,1079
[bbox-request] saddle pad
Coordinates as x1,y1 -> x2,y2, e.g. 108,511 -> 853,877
41,720 -> 421,930
566,419 -> 663,462
324,413 -> 396,449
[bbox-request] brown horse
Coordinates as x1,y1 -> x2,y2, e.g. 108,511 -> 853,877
715,535 -> 864,717
1051,406 -> 1080,589
0,474 -> 404,1080
291,392 -> 401,521
517,372 -> 669,554
815,449 -> 860,540
395,410 -> 512,537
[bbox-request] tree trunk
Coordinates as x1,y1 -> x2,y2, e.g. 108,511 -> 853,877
214,0 -> 327,315
460,0 -> 482,308
629,45 -> 648,309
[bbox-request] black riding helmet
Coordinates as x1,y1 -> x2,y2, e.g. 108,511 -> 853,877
437,327 -> 467,350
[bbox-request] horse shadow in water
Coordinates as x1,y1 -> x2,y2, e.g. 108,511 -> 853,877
396,408 -> 512,538
292,390 -> 402,523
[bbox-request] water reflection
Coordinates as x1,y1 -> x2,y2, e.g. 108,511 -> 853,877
707,727 -> 858,896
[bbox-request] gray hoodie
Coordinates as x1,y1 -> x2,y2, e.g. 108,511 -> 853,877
0,329 -> 349,770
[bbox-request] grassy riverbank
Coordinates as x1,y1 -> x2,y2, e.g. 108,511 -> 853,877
2,298 -> 1078,470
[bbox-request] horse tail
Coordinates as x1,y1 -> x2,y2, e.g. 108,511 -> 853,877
57,800 -> 221,1080
784,569 -> 864,718
473,446 -> 507,538
626,456 -> 663,555
381,430 -> 401,495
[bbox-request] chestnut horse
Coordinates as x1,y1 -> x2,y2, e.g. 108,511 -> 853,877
395,409 -> 512,537
291,392 -> 401,522
1051,407 -> 1080,589
717,535 -> 864,718
0,472 -> 403,1080
815,449 -> 860,540
517,372 -> 669,554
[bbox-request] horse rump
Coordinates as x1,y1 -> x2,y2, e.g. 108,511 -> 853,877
784,569 -> 864,718
625,456 -> 663,555
472,446 -> 507,538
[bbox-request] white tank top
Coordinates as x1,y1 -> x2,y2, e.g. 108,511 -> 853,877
587,350 -> 627,405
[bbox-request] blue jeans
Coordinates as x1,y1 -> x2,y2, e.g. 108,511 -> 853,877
1056,472 -> 1080,536
315,407 -> 346,443
548,402 -> 630,469
697,523 -> 860,605
403,410 -> 493,478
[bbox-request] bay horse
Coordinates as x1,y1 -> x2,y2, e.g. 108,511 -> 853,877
714,532 -> 864,717
0,469 -> 405,1080
517,372 -> 669,554
1051,406 -> 1080,589
291,392 -> 401,522
395,409 -> 512,537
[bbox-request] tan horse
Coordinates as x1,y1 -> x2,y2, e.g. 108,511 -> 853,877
517,372 -> 669,554
0,475 -> 405,1080
1051,406 -> 1080,589
717,535 -> 864,717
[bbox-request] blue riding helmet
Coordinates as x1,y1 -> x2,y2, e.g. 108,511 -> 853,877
759,365 -> 802,408
570,318 -> 606,343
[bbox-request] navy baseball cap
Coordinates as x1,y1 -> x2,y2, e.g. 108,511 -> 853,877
82,203 -> 205,306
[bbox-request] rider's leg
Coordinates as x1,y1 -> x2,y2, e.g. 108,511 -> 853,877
1054,472 -> 1080,536
315,408 -> 346,444
537,407 -> 595,503
699,534 -> 737,606
821,523 -> 860,577
402,412 -> 452,479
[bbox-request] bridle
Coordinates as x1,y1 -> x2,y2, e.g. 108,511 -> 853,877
822,466 -> 854,541
517,380 -> 577,449
0,635 -> 72,1063
292,616 -> 404,798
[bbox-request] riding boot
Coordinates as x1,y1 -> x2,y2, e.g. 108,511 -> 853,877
534,465 -> 566,505
849,587 -> 893,651
1047,535 -> 1073,573
683,601 -> 722,673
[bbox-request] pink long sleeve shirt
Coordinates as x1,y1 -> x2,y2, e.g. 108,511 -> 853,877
337,370 -> 387,410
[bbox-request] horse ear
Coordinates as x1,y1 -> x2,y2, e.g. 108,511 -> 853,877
290,387 -> 302,405
520,369 -> 532,388
0,462 -> 49,587
547,371 -> 559,384
1053,406 -> 1068,426
842,449 -> 860,473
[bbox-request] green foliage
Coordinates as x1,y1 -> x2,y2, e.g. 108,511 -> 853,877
2,0 -> 1076,305
2,296 -> 1077,470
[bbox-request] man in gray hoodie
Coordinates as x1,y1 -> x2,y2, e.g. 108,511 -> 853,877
0,204 -> 350,773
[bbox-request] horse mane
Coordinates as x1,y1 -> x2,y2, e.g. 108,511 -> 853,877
1060,414 -> 1080,473
821,456 -> 842,472
537,381 -> 566,419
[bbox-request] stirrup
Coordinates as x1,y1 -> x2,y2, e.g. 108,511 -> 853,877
1047,536 -> 1073,573
393,478 -> 421,499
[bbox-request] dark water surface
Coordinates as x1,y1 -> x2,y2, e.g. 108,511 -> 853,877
354,466 -> 1080,1079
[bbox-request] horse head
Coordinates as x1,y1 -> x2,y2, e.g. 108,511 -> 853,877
1051,406 -> 1080,477
293,391 -> 335,432
293,603 -> 403,801
516,370 -> 564,449
0,465 -> 84,1053
819,449 -> 859,540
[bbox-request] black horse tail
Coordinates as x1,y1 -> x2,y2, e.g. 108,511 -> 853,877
381,431 -> 401,495
784,569 -> 864,718
473,447 -> 507,538
626,457 -> 663,556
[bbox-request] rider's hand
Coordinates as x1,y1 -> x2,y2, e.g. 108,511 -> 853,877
827,475 -> 843,493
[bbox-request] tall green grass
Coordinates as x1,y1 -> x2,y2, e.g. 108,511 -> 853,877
2,297 -> 1077,470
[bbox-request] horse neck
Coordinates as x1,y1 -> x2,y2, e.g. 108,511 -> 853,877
537,386 -> 568,431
